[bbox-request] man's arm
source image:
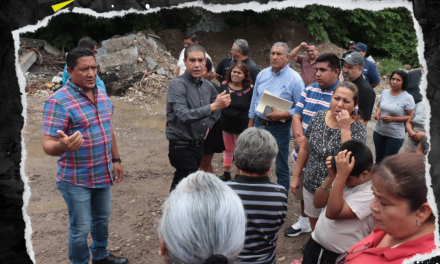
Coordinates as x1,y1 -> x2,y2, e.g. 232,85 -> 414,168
289,42 -> 308,63
206,84 -> 221,129
369,64 -> 381,88
214,57 -> 226,83
248,72 -> 262,124
111,127 -> 123,183
42,131 -> 84,156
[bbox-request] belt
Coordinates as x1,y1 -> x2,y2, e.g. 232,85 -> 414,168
170,139 -> 204,146
258,117 -> 286,127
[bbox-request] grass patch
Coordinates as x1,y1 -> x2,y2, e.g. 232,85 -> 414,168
376,58 -> 405,76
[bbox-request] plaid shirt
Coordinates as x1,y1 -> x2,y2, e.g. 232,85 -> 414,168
43,80 -> 114,188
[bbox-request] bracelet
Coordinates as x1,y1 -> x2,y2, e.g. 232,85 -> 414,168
320,182 -> 332,191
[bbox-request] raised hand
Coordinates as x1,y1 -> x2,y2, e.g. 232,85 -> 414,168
57,130 -> 84,152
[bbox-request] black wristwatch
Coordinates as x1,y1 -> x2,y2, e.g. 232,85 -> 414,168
112,158 -> 122,163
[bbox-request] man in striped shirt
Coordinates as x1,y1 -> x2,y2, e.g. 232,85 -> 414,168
248,42 -> 305,193
285,53 -> 341,238
42,47 -> 128,264
227,127 -> 287,264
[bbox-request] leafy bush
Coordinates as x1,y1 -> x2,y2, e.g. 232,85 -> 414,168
376,58 -> 405,76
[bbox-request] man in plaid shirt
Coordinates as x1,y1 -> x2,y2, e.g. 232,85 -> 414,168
42,47 -> 128,264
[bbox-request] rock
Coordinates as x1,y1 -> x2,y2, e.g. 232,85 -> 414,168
277,256 -> 286,262
97,46 -> 138,79
145,56 -> 158,70
20,38 -> 47,50
96,47 -> 108,58
44,83 -> 55,89
151,212 -> 156,216
114,247 -> 121,251
19,52 -> 37,73
137,212 -> 144,216
102,38 -> 132,53
137,57 -> 144,63
129,199 -> 135,203
145,236 -> 150,241
404,64 -> 412,70
145,38 -> 158,52
123,34 -> 137,40
52,76 -> 62,83
126,244 -> 131,247
137,32 -> 145,38
157,67 -> 166,76
44,43 -> 62,57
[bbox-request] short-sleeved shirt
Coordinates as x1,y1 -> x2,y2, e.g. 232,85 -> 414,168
362,59 -> 381,85
248,64 -> 304,121
219,83 -> 253,134
43,80 -> 114,188
227,175 -> 287,264
352,75 -> 376,121
408,102 -> 427,148
215,55 -> 260,84
296,55 -> 317,87
303,111 -> 367,194
291,81 -> 340,163
312,181 -> 375,254
345,228 -> 435,264
177,48 -> 212,76
374,89 -> 415,139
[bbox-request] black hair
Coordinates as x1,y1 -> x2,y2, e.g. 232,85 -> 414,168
66,47 -> 95,70
331,139 -> 373,178
78,37 -> 97,50
183,32 -> 198,43
307,42 -> 318,50
205,58 -> 213,72
316,53 -> 341,73
184,44 -> 206,60
390,70 -> 409,91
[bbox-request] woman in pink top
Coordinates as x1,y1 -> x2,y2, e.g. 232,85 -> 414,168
336,153 -> 435,264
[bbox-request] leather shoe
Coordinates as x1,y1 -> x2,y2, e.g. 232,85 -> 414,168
92,254 -> 129,264
219,171 -> 231,181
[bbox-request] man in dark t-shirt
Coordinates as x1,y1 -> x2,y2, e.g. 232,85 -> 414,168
341,52 -> 376,125
215,39 -> 260,84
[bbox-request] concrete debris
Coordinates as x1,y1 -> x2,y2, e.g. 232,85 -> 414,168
52,76 -> 62,83
19,51 -> 37,73
156,67 -> 166,76
97,46 -> 138,79
44,43 -> 62,57
145,56 -> 157,70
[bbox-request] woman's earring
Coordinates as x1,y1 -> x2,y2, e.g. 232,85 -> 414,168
417,218 -> 421,226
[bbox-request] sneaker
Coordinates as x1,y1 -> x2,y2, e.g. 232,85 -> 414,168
219,171 -> 231,181
92,254 -> 129,264
284,217 -> 312,237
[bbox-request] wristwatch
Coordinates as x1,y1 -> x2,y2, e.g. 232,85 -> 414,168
112,158 -> 122,163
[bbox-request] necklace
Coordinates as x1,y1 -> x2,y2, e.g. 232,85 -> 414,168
322,125 -> 340,152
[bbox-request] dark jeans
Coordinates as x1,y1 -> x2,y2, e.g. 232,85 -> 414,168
373,131 -> 404,164
168,141 -> 204,192
302,236 -> 340,264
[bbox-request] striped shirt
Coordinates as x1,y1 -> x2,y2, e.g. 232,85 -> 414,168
43,80 -> 114,188
291,81 -> 340,162
249,64 -> 304,121
227,175 -> 287,264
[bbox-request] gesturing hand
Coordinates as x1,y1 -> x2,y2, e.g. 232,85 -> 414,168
57,130 -> 84,152
335,110 -> 351,131
380,116 -> 394,123
213,91 -> 231,110
265,106 -> 283,122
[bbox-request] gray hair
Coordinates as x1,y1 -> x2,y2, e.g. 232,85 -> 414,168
234,39 -> 249,56
271,42 -> 291,55
234,127 -> 278,175
158,171 -> 246,264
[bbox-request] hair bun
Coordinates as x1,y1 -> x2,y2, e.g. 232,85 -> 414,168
203,254 -> 229,264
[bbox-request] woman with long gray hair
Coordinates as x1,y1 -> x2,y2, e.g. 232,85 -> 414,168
158,171 -> 246,264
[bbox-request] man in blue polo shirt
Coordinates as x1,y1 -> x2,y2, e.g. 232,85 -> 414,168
284,53 -> 341,238
353,42 -> 381,88
248,42 -> 304,194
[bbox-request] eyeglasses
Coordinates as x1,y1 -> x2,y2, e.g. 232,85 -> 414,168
335,242 -> 371,264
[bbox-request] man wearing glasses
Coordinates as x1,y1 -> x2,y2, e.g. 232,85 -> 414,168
215,39 -> 260,84
62,37 -> 106,92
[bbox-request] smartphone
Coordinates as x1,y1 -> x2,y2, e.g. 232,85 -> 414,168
264,105 -> 273,115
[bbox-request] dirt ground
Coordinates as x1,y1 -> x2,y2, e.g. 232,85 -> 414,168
25,83 -> 399,264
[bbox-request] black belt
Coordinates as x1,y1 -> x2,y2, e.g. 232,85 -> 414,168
258,117 -> 288,127
170,139 -> 204,146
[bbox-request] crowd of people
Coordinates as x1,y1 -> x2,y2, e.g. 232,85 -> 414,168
41,33 -> 432,264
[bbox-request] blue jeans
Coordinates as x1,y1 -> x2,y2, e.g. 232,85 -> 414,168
255,118 -> 291,193
56,181 -> 111,264
373,131 -> 404,164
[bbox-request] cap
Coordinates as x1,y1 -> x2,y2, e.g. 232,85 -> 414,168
348,40 -> 356,46
353,42 -> 367,52
341,52 -> 364,67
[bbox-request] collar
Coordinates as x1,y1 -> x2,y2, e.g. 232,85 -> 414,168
357,228 -> 435,261
239,56 -> 250,63
66,79 -> 97,94
183,71 -> 203,85
320,79 -> 340,92
270,63 -> 291,75
234,174 -> 272,184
